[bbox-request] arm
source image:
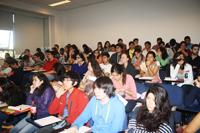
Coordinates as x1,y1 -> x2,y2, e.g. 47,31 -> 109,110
156,56 -> 169,67
48,94 -> 66,116
183,113 -> 200,133
37,88 -> 54,115
147,63 -> 159,77
126,75 -> 137,100
72,97 -> 95,128
170,64 -> 180,79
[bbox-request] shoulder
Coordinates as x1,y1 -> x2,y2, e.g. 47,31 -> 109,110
159,123 -> 173,133
126,74 -> 134,80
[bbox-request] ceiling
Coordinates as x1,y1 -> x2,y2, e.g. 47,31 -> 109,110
15,0 -> 110,11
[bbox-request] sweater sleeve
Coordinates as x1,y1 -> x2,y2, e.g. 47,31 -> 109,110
72,96 -> 95,128
156,56 -> 169,67
127,75 -> 137,100
48,94 -> 66,116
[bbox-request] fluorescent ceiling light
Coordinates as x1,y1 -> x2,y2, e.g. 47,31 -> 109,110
49,0 -> 71,7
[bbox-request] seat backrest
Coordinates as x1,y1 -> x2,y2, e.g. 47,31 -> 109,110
162,83 -> 184,106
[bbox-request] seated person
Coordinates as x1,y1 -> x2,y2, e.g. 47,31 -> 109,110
71,53 -> 88,80
140,51 -> 161,83
0,78 -> 26,132
10,73 -> 55,133
111,64 -> 137,113
36,71 -> 89,133
100,52 -> 112,76
65,76 -> 126,133
127,85 -> 172,133
170,52 -> 193,87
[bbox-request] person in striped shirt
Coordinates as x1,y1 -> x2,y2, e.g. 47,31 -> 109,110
127,85 -> 173,133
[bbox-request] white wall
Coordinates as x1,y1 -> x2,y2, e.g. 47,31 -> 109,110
58,0 -> 200,49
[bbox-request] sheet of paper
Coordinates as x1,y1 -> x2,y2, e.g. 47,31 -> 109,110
116,94 -> 128,106
59,126 -> 92,133
34,116 -> 61,126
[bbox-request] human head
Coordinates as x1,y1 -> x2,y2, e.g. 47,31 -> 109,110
144,41 -> 151,50
104,41 -> 111,48
5,53 -> 11,59
61,71 -> 80,88
134,48 -> 142,58
119,52 -> 130,65
146,51 -> 156,62
76,53 -> 86,63
33,53 -> 41,62
116,43 -> 123,53
101,52 -> 110,64
32,73 -> 52,96
156,37 -> 163,44
184,36 -> 191,44
46,50 -> 54,61
24,49 -> 31,55
110,44 -> 116,52
191,44 -> 199,55
97,42 -> 103,51
133,38 -> 139,45
111,64 -> 126,84
137,84 -> 171,132
145,85 -> 170,113
94,76 -> 115,98
118,38 -> 123,44
180,41 -> 187,50
128,41 -> 135,49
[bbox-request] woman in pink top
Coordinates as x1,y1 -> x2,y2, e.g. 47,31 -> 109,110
111,64 -> 137,113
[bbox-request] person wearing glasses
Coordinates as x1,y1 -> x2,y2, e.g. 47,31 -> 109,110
71,53 -> 88,80
170,52 -> 193,87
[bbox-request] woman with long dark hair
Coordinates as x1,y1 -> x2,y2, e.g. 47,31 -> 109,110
170,52 -> 193,87
11,73 -> 55,133
127,85 -> 172,133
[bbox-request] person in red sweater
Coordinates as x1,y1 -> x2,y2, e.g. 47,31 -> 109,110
42,50 -> 58,72
36,71 -> 88,133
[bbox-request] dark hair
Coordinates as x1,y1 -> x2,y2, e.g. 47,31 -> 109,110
111,64 -> 126,85
61,71 -> 80,88
118,38 -> 123,42
77,52 -> 86,62
191,44 -> 199,49
104,41 -> 111,48
53,63 -> 66,81
145,41 -> 151,46
5,57 -> 18,66
172,52 -> 185,69
32,73 -> 53,96
146,51 -> 156,61
158,47 -> 169,60
94,76 -> 115,98
116,43 -> 124,49
136,84 -> 171,132
101,52 -> 110,58
184,36 -> 191,40
82,44 -> 92,55
59,48 -> 65,55
88,57 -> 105,78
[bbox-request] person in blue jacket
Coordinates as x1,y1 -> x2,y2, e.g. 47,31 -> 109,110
65,76 -> 126,133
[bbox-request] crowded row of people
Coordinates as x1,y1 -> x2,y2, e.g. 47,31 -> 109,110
0,36 -> 200,133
